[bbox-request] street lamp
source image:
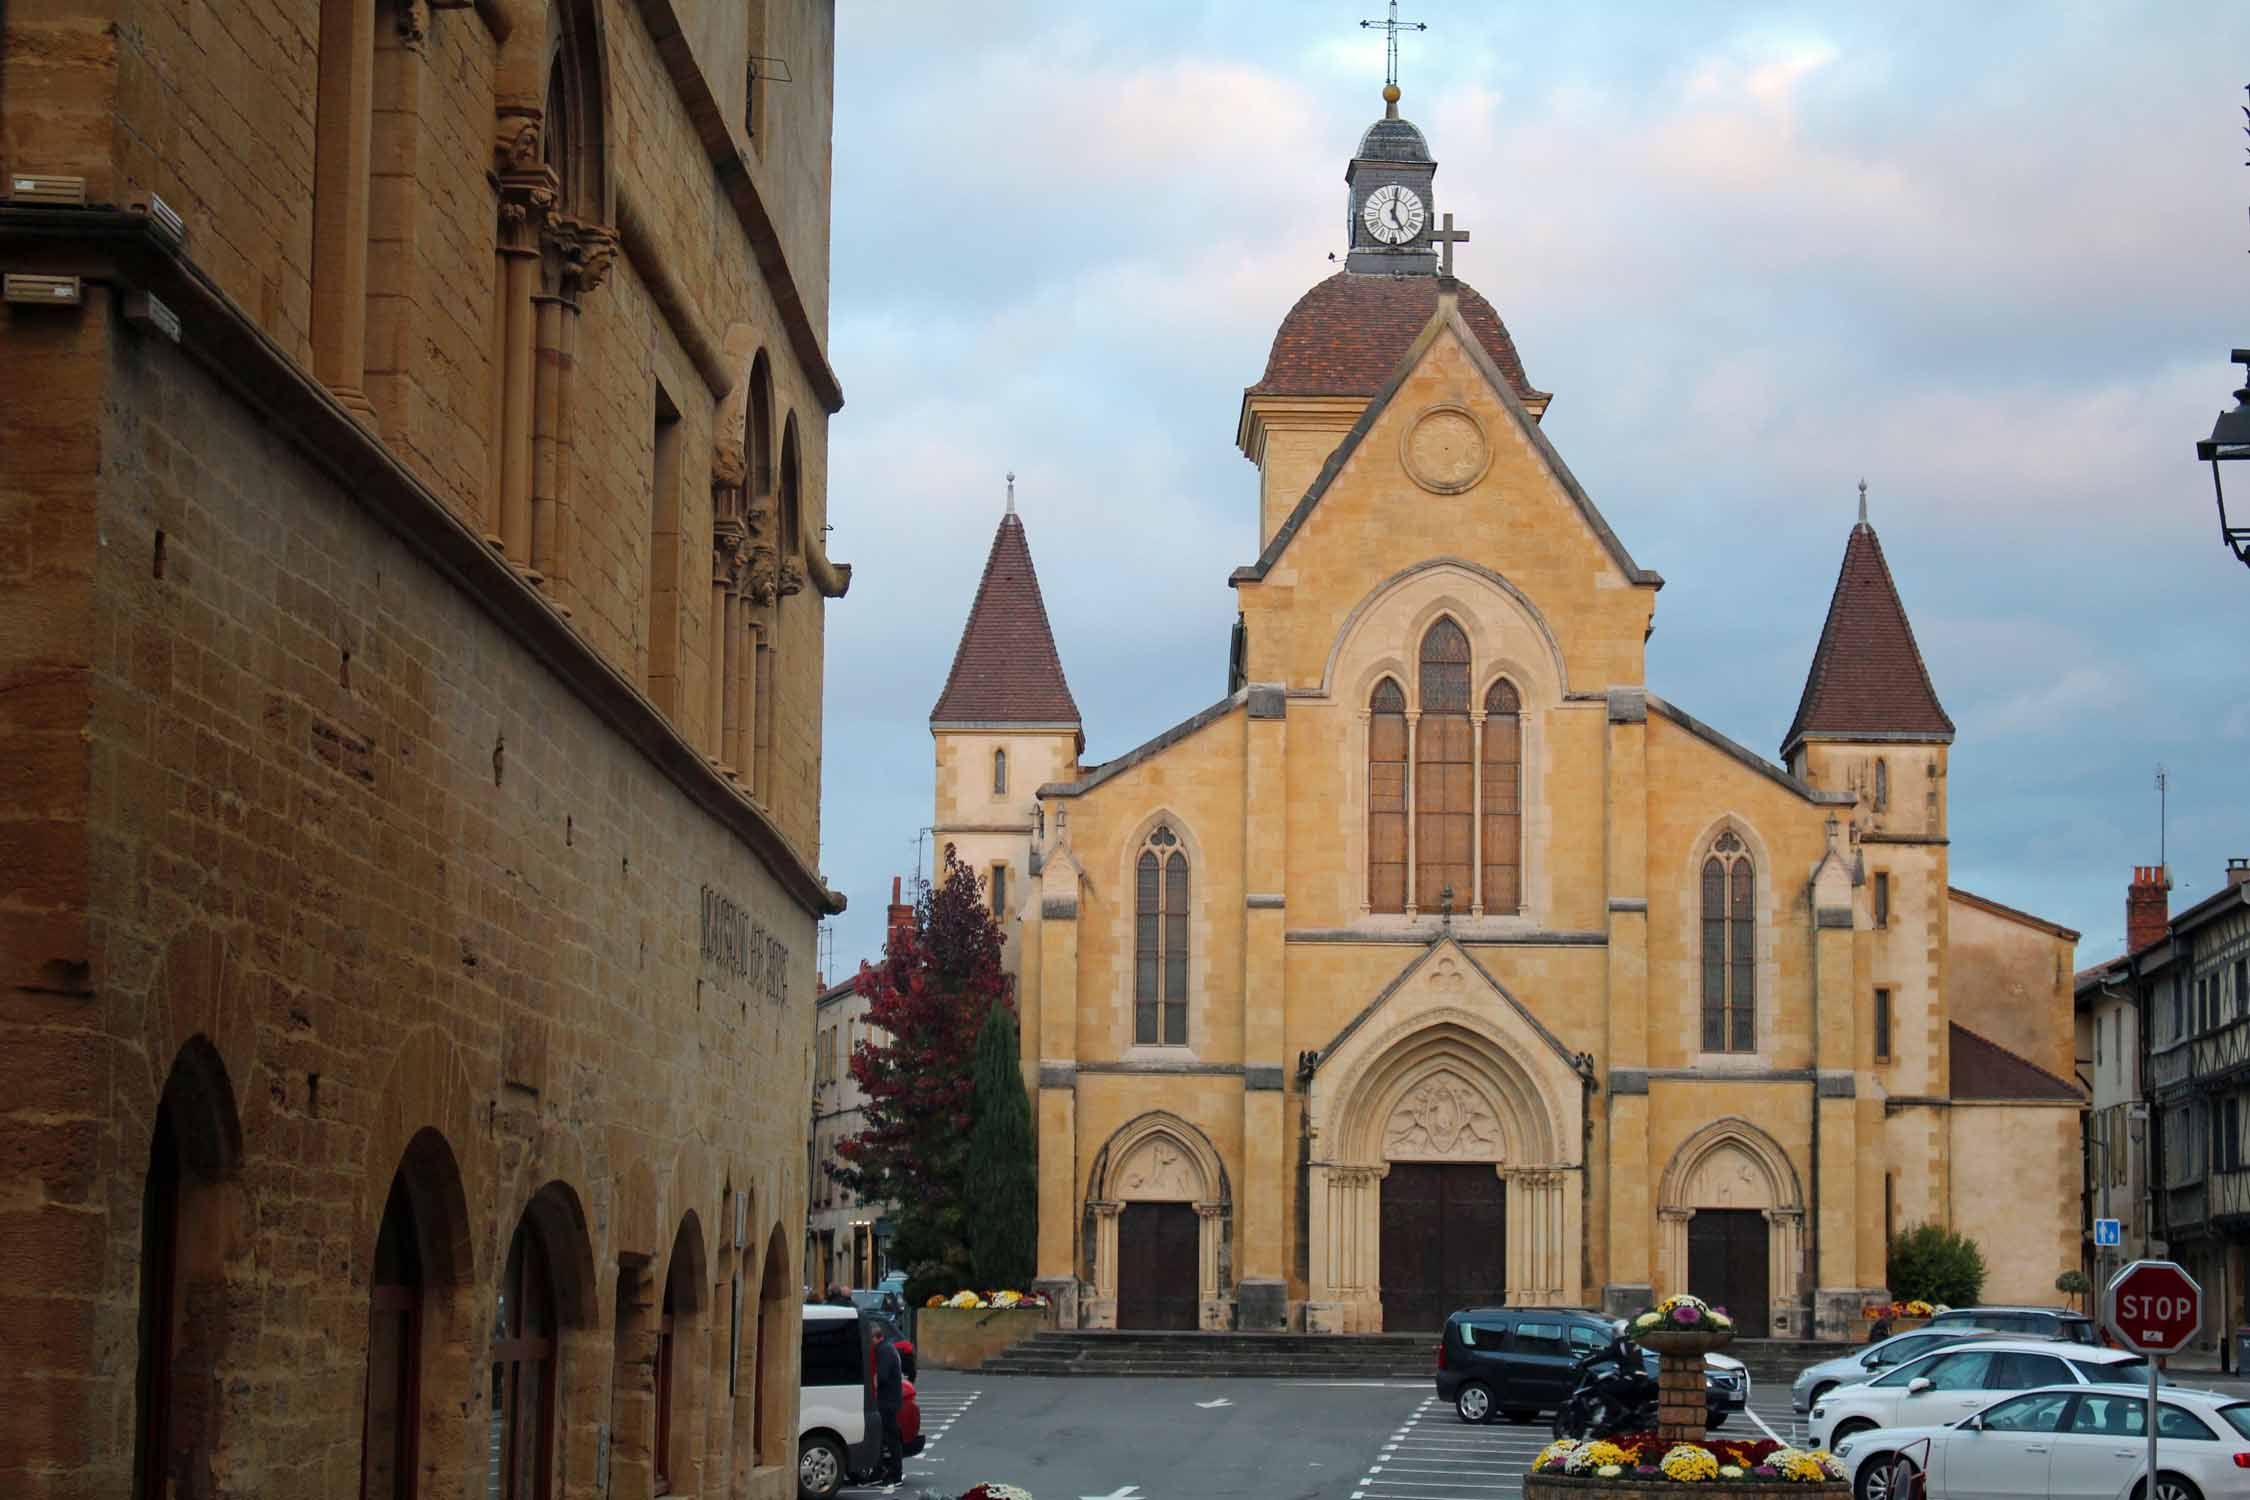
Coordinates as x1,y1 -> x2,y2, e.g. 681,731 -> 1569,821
2198,350 -> 2250,569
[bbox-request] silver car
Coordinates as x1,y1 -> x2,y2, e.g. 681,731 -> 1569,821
1788,1327 -> 2000,1412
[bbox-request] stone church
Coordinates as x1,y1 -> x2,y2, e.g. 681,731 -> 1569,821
931,85 -> 2083,1340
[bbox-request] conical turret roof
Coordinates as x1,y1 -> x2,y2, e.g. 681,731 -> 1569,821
1782,519 -> 1954,759
930,510 -> 1081,730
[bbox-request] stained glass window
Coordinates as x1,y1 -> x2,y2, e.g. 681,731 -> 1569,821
1416,621 -> 1472,911
1368,678 -> 1407,912
1481,678 -> 1522,914
1135,827 -> 1190,1044
1702,832 -> 1756,1053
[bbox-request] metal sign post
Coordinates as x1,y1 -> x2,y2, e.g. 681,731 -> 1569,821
2104,1259 -> 2203,1500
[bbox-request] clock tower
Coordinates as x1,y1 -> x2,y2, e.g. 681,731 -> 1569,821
1345,84 -> 1439,275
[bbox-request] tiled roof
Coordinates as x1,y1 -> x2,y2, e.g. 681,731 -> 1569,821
1949,1023 -> 2082,1102
1247,272 -> 1547,402
1782,522 -> 1954,758
929,512 -> 1081,728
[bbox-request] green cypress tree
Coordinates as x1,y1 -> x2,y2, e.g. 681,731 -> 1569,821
967,989 -> 1038,1289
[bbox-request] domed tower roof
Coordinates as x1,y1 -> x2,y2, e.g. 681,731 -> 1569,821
1246,271 -> 1550,407
1355,114 -> 1430,163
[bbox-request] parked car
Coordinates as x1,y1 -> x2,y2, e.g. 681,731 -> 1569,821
1925,1305 -> 2098,1344
1436,1307 -> 1748,1426
1790,1328 -> 2005,1412
796,1304 -> 879,1500
1809,1339 -> 2152,1450
1833,1383 -> 2250,1500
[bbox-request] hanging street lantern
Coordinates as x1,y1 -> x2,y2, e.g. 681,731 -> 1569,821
2197,349 -> 2250,569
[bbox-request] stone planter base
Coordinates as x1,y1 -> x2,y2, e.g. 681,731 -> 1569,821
1529,1477 -> 1847,1500
916,1305 -> 1053,1371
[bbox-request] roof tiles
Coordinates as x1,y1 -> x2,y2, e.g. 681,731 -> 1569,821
1782,522 -> 1954,757
1248,272 -> 1546,402
929,513 -> 1081,728
1949,1023 -> 2082,1102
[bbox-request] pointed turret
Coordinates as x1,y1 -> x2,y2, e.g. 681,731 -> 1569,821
929,485 -> 1081,977
1781,507 -> 1954,766
929,497 -> 1081,737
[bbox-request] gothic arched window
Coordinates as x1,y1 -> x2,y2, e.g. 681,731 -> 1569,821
1701,832 -> 1756,1053
361,1174 -> 424,1500
1415,619 -> 1472,912
1481,678 -> 1523,914
1135,825 -> 1189,1045
1367,677 -> 1407,912
992,748 -> 1007,796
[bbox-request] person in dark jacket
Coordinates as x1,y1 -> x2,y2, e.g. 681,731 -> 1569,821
872,1321 -> 905,1484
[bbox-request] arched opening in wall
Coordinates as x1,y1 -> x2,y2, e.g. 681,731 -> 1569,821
1367,677 -> 1407,912
537,2 -> 608,224
757,416 -> 802,799
747,351 -> 774,501
1480,678 -> 1522,914
1700,832 -> 1756,1054
993,747 -> 1007,796
361,1174 -> 423,1498
1133,824 -> 1190,1047
752,1224 -> 792,1467
133,1037 -> 246,1500
488,1184 -> 593,1500
1416,619 -> 1473,912
653,1213 -> 706,1495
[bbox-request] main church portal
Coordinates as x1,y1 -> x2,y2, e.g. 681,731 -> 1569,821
1378,1162 -> 1507,1331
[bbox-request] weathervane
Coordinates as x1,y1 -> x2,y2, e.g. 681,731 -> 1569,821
1360,0 -> 1426,115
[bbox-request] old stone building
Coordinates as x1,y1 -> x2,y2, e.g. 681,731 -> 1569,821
2,3 -> 845,1497
932,85 -> 2083,1339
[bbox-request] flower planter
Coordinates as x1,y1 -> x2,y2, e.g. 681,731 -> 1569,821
1637,1329 -> 1734,1358
916,1305 -> 1052,1371
1528,1476 -> 1847,1500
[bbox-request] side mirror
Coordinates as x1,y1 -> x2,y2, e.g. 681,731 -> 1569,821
1961,1414 -> 1983,1432
1863,1354 -> 1884,1368
1906,1377 -> 1933,1395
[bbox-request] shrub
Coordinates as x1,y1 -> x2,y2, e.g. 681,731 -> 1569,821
1887,1223 -> 1987,1308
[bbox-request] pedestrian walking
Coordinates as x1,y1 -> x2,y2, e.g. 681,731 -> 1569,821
872,1318 -> 905,1485
825,1284 -> 853,1306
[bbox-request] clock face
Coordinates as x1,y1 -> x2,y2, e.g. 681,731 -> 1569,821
1361,184 -> 1427,245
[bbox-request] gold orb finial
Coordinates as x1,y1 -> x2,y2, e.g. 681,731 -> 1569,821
1382,81 -> 1401,118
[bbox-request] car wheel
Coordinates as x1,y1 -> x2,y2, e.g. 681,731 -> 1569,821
798,1435 -> 847,1500
1853,1452 -> 1906,1500
1455,1382 -> 1495,1424
2132,1476 -> 2205,1500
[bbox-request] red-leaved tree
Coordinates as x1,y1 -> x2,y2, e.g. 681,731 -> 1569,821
831,844 -> 1009,1301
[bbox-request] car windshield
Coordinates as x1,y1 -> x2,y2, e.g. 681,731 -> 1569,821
2220,1405 -> 2250,1440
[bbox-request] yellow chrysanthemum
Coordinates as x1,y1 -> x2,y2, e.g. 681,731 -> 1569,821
1534,1440 -> 1579,1473
993,1290 -> 1023,1307
1661,1444 -> 1719,1482
1597,1466 -> 1624,1478
947,1290 -> 984,1308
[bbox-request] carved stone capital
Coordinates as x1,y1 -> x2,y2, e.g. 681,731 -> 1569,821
559,218 -> 618,295
498,170 -> 558,245
495,110 -> 545,176
777,557 -> 806,599
397,0 -> 431,49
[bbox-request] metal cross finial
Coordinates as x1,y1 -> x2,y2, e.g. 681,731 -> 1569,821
1857,477 -> 1868,526
1360,1 -> 1426,95
1429,213 -> 1470,277
1006,470 -> 1016,516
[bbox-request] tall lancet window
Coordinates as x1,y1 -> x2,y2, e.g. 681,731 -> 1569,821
1367,678 -> 1408,912
1480,678 -> 1523,914
1415,619 -> 1472,912
1701,831 -> 1756,1053
992,748 -> 1007,796
1134,825 -> 1189,1045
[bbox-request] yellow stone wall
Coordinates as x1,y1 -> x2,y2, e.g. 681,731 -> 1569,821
1950,1104 -> 2083,1304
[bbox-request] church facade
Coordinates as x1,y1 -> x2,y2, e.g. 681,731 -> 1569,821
929,89 -> 2082,1341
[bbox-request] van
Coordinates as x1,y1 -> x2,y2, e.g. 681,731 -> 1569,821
796,1304 -> 879,1500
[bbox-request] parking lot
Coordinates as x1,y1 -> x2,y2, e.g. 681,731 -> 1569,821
844,1373 -> 1815,1500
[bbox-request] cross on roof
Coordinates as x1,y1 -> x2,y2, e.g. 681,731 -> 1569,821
1359,1 -> 1426,91
1429,212 -> 1469,276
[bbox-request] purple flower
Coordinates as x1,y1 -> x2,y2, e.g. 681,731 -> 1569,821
1637,1466 -> 1663,1477
1676,1303 -> 1702,1324
1753,1466 -> 1779,1478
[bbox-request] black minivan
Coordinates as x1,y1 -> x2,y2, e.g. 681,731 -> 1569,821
1435,1307 -> 1745,1426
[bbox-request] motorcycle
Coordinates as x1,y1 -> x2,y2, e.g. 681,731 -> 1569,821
1552,1333 -> 1661,1440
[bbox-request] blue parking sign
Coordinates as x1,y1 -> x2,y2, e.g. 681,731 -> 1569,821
2094,1217 -> 2122,1247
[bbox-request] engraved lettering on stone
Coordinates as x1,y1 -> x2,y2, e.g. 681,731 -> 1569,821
1385,1073 -> 1498,1160
699,883 -> 791,1003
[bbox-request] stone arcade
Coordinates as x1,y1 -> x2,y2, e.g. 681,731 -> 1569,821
927,84 -> 2085,1339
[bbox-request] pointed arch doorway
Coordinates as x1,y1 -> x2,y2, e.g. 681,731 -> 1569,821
1085,1113 -> 1231,1330
1657,1118 -> 1807,1339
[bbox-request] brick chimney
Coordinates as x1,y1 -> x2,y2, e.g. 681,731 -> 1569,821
2230,857 -> 2250,891
884,876 -> 916,956
2127,865 -> 2172,953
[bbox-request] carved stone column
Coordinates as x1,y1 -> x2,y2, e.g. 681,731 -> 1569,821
1469,710 -> 1486,915
1767,1207 -> 1805,1336
1658,1206 -> 1695,1299
311,0 -> 378,422
491,133 -> 554,569
1194,1201 -> 1226,1328
1086,1201 -> 1122,1330
1403,710 -> 1421,917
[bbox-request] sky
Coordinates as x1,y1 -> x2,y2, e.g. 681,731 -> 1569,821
816,1 -> 2250,980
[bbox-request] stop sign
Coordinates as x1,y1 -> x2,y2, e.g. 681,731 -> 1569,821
2104,1259 -> 2203,1354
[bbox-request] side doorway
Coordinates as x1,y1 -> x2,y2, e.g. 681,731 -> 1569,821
1686,1210 -> 1770,1338
1116,1203 -> 1199,1330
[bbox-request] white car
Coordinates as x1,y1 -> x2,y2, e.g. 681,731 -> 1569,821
1809,1339 -> 2151,1449
797,1304 -> 879,1499
1834,1383 -> 2250,1500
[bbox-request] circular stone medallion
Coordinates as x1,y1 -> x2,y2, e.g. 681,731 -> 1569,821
1402,404 -> 1492,494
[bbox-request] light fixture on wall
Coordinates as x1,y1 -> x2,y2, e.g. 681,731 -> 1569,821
2196,349 -> 2250,570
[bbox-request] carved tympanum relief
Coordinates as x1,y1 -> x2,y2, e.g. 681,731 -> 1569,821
1116,1137 -> 1199,1201
1383,1072 -> 1499,1161
1683,1142 -> 1772,1209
